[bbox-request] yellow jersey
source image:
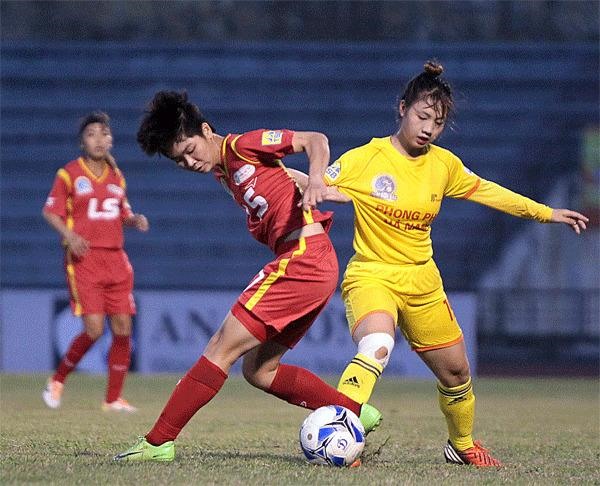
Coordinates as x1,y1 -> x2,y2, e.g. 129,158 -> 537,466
324,136 -> 553,265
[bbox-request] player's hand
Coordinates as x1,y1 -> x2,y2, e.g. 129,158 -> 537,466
128,213 -> 149,232
550,208 -> 589,235
301,178 -> 329,212
65,232 -> 89,257
322,186 -> 351,204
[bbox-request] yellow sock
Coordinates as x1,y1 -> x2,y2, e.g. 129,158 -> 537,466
337,353 -> 383,404
437,378 -> 475,451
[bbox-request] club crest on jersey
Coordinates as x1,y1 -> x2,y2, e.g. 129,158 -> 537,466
325,161 -> 341,180
371,174 -> 397,201
233,164 -> 256,185
261,130 -> 283,146
107,183 -> 124,196
74,176 -> 93,195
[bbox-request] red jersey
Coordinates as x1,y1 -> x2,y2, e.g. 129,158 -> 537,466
214,129 -> 332,251
43,157 -> 134,249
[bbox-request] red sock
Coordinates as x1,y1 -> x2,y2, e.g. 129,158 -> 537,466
53,332 -> 95,383
105,334 -> 131,403
266,364 -> 361,416
146,356 -> 227,446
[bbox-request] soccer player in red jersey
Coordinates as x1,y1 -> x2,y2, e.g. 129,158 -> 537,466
42,112 -> 149,413
114,91 -> 381,462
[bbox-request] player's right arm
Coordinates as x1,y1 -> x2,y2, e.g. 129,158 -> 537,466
287,168 -> 351,204
42,211 -> 89,257
291,131 -> 332,211
43,168 -> 89,257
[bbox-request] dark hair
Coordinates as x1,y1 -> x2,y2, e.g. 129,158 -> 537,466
78,111 -> 118,169
399,60 -> 454,120
137,90 -> 215,157
78,111 -> 111,138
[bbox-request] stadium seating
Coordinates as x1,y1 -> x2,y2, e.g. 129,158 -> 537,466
1,41 -> 598,289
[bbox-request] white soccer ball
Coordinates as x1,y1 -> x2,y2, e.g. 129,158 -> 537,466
299,405 -> 365,467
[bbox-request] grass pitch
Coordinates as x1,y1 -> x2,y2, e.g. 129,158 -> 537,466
1,374 -> 598,485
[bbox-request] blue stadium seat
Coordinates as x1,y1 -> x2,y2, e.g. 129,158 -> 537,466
1,41 -> 598,289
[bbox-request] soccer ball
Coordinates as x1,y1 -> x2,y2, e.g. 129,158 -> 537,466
299,405 -> 365,467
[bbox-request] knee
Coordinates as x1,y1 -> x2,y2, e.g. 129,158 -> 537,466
357,333 -> 395,369
111,316 -> 132,336
85,327 -> 103,341
440,363 -> 471,388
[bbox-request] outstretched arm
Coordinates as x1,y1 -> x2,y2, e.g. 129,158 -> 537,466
465,178 -> 589,234
549,209 -> 588,235
287,168 -> 352,204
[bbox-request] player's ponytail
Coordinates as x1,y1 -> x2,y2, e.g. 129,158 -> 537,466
398,59 -> 454,120
105,152 -> 119,171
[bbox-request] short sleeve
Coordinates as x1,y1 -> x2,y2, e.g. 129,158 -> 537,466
43,168 -> 70,218
323,150 -> 358,191
231,129 -> 295,164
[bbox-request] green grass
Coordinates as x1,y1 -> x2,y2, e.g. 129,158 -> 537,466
1,374 -> 598,485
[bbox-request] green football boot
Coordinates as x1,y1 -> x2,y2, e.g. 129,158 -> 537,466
359,403 -> 382,435
114,436 -> 175,462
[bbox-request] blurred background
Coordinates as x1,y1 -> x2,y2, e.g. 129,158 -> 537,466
1,0 -> 598,376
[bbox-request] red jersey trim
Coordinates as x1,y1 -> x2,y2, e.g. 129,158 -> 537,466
461,178 -> 481,200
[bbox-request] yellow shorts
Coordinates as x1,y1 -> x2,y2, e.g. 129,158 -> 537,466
341,257 -> 463,352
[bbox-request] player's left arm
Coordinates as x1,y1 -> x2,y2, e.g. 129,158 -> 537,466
119,178 -> 149,232
122,198 -> 149,232
445,153 -> 588,234
548,208 -> 588,234
291,131 -> 331,211
468,179 -> 589,234
123,210 -> 150,232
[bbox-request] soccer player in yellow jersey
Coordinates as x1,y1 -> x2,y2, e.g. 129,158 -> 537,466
298,61 -> 588,467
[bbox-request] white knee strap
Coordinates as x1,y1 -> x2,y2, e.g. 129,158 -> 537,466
357,333 -> 395,369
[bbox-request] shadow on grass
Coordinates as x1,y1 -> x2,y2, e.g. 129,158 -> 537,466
183,449 -> 306,466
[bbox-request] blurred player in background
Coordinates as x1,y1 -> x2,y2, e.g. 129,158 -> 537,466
42,112 -> 149,412
114,91 -> 381,462
295,61 -> 588,467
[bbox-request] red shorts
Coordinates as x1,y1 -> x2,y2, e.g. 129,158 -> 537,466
65,248 -> 135,316
231,233 -> 338,348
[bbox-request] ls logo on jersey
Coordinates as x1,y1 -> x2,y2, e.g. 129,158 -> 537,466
261,130 -> 283,146
74,176 -> 93,195
325,161 -> 341,180
371,174 -> 397,201
88,198 -> 120,220
233,164 -> 256,185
